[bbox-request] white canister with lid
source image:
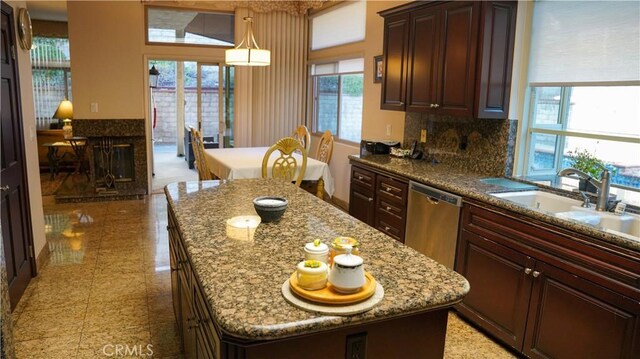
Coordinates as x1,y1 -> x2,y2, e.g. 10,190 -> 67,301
296,260 -> 328,290
304,239 -> 329,264
328,246 -> 365,293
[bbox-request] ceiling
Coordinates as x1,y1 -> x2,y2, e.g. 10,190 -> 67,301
26,1 -> 68,22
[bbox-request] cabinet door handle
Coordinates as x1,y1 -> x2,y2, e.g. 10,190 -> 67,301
524,268 -> 532,275
429,104 -> 435,108
532,271 -> 541,278
368,197 -> 373,202
399,102 -> 404,106
0,185 -> 9,192
433,104 -> 440,108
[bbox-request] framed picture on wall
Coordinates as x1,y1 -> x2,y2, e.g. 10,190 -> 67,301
374,55 -> 383,83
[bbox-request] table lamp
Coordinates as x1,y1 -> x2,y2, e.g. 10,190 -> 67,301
53,98 -> 73,139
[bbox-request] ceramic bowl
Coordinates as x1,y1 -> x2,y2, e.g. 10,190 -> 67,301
253,196 -> 288,222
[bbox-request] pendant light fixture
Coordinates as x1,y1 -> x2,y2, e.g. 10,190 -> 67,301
225,17 -> 270,66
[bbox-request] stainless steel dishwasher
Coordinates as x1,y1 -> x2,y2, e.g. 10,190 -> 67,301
404,181 -> 462,269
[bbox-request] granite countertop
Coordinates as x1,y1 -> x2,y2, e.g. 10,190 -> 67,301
164,179 -> 470,341
349,155 -> 640,253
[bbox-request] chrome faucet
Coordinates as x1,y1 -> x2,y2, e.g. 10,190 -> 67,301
557,166 -> 611,212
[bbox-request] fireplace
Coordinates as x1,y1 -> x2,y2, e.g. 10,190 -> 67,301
55,119 -> 148,202
93,142 -> 135,186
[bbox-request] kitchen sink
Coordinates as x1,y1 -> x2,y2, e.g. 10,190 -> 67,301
490,190 -> 582,213
490,190 -> 640,238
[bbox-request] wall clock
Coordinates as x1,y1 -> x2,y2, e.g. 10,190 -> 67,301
17,8 -> 32,50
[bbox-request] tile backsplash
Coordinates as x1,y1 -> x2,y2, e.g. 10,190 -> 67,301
404,112 -> 517,176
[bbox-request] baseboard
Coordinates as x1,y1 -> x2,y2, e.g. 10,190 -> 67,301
35,243 -> 50,272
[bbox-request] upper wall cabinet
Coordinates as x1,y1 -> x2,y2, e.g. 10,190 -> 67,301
379,1 -> 517,119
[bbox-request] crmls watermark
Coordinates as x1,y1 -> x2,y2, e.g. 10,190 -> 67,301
102,344 -> 154,357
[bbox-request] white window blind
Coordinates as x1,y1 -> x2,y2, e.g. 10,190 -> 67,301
310,1 -> 366,50
311,58 -> 364,75
528,1 -> 640,85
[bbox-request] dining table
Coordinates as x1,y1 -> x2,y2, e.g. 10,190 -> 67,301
203,147 -> 335,198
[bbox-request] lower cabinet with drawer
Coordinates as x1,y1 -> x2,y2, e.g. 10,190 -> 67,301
455,201 -> 640,359
349,163 -> 408,243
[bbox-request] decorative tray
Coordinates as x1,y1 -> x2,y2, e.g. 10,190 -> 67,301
288,272 -> 376,304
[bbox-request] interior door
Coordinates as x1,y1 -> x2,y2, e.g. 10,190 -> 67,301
1,3 -> 36,310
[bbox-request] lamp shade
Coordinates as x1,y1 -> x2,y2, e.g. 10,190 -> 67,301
149,65 -> 160,88
225,48 -> 271,66
53,99 -> 73,119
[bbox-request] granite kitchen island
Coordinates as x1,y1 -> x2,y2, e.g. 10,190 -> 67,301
165,179 -> 469,358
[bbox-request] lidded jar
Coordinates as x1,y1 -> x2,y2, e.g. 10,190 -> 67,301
296,260 -> 328,291
304,239 -> 329,263
328,246 -> 365,294
329,237 -> 359,266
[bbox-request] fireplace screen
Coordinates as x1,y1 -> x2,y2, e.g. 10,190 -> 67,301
93,143 -> 135,184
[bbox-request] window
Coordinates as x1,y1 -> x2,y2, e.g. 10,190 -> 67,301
31,37 -> 71,129
146,8 -> 234,47
520,1 -> 640,202
311,59 -> 364,143
310,1 -> 365,50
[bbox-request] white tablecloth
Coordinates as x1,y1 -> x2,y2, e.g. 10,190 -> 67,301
203,147 -> 335,197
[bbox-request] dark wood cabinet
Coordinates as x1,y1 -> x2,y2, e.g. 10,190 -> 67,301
349,163 -> 408,243
379,1 -> 517,119
456,202 -> 640,358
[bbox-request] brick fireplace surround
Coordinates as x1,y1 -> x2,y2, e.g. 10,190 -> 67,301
55,119 -> 148,203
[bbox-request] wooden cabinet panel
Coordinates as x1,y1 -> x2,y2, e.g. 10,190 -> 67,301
379,1 -> 516,119
438,1 -> 479,117
475,1 -> 517,119
376,175 -> 408,205
456,230 -> 533,350
381,12 -> 410,110
351,166 -> 375,191
457,202 -> 640,358
349,185 -> 375,225
524,262 -> 640,359
406,6 -> 440,112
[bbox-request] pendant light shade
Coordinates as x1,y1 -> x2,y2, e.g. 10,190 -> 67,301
226,17 -> 270,66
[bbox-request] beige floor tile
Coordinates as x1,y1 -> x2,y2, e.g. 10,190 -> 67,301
147,294 -> 176,325
149,320 -> 181,358
444,312 -> 516,359
145,271 -> 172,298
13,304 -> 86,341
94,260 -> 145,276
14,333 -> 80,359
88,272 -> 146,304
77,326 -> 152,359
25,282 -> 91,311
84,298 -> 149,333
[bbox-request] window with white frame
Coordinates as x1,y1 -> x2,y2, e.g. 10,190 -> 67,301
521,2 -> 640,197
311,59 -> 364,143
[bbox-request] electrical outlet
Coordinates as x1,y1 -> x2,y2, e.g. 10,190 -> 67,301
91,103 -> 99,113
420,129 -> 427,143
346,332 -> 367,359
386,124 -> 392,136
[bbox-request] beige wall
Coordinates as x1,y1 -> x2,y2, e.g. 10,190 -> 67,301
309,1 -> 409,204
6,1 -> 47,262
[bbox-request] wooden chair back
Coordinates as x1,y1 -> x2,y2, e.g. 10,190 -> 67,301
190,127 -> 214,181
291,125 -> 311,153
316,130 -> 334,164
261,137 -> 308,187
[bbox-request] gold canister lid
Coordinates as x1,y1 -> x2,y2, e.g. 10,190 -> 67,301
331,236 -> 359,250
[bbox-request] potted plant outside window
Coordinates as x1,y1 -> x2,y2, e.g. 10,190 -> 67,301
566,149 -> 617,193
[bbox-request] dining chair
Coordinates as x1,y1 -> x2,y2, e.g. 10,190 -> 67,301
261,137 -> 308,187
315,130 -> 334,165
190,127 -> 215,181
291,125 -> 311,153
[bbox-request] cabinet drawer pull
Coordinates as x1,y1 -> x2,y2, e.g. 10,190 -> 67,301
1,185 -> 9,192
429,104 -> 435,108
386,206 -> 392,211
532,271 -> 541,278
385,186 -> 392,192
357,175 -> 364,181
524,268 -> 532,275
368,197 -> 373,202
433,103 -> 440,108
384,226 -> 391,231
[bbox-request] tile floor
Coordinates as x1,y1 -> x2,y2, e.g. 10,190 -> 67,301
11,192 -> 515,358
